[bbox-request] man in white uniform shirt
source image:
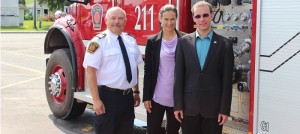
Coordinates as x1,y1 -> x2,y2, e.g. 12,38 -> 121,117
83,7 -> 143,134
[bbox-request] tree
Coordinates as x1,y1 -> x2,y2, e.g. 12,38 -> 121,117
38,0 -> 71,12
19,0 -> 26,5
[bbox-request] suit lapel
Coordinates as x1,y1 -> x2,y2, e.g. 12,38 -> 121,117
203,32 -> 218,71
175,29 -> 184,38
153,31 -> 163,73
189,32 -> 201,70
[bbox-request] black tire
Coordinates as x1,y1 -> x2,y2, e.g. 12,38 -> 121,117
45,49 -> 86,119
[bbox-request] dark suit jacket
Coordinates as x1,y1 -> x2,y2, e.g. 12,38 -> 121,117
173,31 -> 234,118
143,30 -> 186,102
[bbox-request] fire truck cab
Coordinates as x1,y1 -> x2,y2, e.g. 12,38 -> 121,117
44,0 -> 300,133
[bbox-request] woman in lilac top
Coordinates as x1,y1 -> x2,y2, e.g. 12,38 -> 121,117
143,4 -> 186,134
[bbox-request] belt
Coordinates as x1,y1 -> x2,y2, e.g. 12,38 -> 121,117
100,85 -> 132,95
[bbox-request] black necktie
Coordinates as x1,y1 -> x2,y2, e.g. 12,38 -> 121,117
118,36 -> 132,83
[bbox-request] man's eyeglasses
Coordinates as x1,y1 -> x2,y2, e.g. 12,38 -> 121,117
194,13 -> 210,19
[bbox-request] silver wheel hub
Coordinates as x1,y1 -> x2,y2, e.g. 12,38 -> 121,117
48,73 -> 62,97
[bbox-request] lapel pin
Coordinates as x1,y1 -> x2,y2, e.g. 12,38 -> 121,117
214,41 -> 217,44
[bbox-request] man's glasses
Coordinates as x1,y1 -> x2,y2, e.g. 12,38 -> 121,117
194,13 -> 210,19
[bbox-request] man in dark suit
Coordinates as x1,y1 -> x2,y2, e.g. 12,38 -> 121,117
173,1 -> 234,134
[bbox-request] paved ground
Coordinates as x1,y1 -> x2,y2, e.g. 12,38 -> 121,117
0,33 -> 95,134
0,32 -> 247,134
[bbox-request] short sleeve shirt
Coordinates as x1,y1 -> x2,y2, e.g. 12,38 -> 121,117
83,29 -> 143,89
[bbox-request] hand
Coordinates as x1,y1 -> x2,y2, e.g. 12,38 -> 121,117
174,110 -> 183,123
143,101 -> 152,113
93,99 -> 105,115
218,114 -> 228,125
133,93 -> 141,107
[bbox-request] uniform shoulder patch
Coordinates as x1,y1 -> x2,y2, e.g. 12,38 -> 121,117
127,33 -> 135,39
87,41 -> 100,54
96,33 -> 106,39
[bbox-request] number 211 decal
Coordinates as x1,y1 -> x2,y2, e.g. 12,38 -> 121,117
134,5 -> 154,31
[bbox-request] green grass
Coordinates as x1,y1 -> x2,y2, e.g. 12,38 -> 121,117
26,0 -> 34,5
0,20 -> 53,31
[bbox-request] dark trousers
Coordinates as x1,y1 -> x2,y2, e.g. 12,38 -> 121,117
94,87 -> 134,134
147,100 -> 180,134
181,114 -> 223,134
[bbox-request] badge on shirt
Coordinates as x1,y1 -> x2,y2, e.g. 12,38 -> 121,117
87,41 -> 100,54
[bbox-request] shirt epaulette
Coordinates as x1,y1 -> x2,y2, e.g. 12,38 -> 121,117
96,33 -> 106,39
126,33 -> 135,39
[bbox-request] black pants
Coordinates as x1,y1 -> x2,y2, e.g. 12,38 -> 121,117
181,114 -> 223,134
94,87 -> 134,134
147,100 -> 180,134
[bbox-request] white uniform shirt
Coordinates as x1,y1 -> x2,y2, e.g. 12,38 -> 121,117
83,29 -> 143,89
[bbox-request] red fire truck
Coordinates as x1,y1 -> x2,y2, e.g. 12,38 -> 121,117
44,0 -> 300,133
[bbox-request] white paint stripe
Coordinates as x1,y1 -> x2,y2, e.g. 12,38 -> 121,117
14,48 -> 40,52
2,50 -> 45,60
3,98 -> 45,100
1,74 -> 42,76
0,61 -> 44,74
0,76 -> 44,89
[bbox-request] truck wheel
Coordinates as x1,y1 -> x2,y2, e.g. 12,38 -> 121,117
45,49 -> 86,119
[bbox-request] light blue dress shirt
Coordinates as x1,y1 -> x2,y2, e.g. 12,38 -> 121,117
196,30 -> 213,70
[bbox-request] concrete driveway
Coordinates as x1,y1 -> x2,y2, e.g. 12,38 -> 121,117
1,33 -> 95,134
